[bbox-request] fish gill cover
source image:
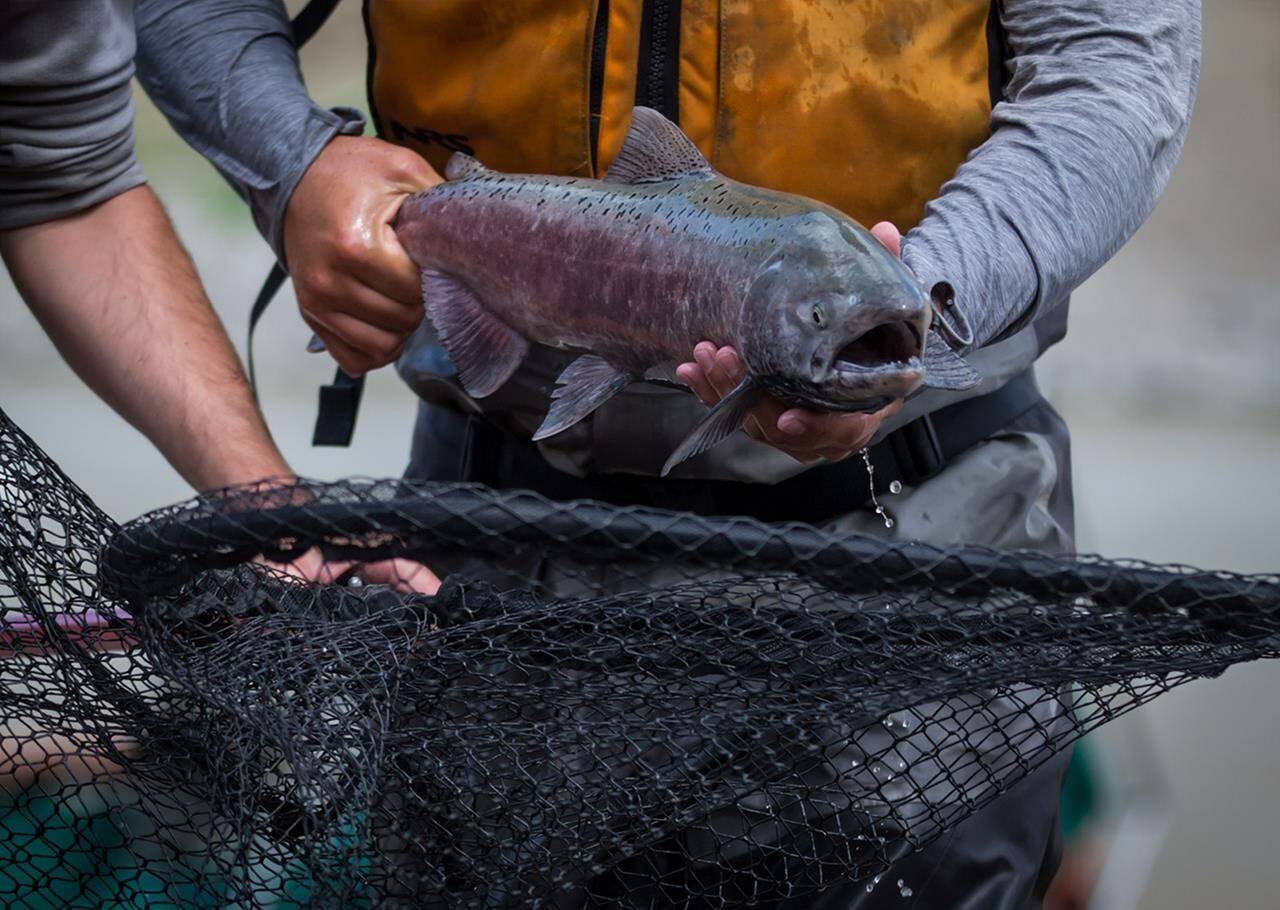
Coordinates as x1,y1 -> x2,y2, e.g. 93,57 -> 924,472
2,402 -> 1280,908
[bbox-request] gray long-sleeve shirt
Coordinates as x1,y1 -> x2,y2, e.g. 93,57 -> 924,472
133,0 -> 1200,479
0,0 -> 147,229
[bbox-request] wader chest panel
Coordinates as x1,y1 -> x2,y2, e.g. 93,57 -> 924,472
367,0 -> 993,230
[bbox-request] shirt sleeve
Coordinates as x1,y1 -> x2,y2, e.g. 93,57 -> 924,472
133,0 -> 365,264
901,0 -> 1202,352
0,0 -> 147,230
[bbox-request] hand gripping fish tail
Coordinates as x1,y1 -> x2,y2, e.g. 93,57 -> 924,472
392,107 -> 980,473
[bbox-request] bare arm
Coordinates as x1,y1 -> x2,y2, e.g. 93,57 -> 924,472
0,185 -> 289,491
2,184 -> 441,592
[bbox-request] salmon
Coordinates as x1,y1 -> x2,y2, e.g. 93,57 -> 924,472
393,108 -> 977,475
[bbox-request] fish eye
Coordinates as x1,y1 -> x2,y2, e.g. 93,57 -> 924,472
810,303 -> 827,328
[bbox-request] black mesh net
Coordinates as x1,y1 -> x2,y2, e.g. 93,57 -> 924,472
3,403 -> 1279,908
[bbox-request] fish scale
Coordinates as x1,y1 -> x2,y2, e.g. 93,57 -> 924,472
393,107 -> 979,475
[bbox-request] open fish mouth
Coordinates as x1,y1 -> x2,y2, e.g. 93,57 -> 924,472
832,319 -> 923,373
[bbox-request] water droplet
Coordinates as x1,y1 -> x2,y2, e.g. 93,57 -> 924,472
889,480 -> 903,495
898,879 -> 913,897
865,873 -> 883,893
859,449 -> 895,530
882,713 -> 913,733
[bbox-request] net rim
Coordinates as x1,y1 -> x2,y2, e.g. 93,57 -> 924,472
97,479 -> 1277,615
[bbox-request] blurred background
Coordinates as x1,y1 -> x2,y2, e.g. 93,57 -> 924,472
1,1 -> 1276,907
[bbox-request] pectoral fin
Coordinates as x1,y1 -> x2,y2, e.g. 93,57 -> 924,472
921,331 -> 981,391
533,355 -> 635,440
662,377 -> 762,477
421,269 -> 529,398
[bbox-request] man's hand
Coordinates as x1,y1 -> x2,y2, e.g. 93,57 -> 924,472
677,343 -> 904,464
271,548 -> 442,596
284,136 -> 442,376
674,222 -> 907,465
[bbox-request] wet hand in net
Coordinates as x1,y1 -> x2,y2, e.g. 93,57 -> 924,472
263,547 -> 442,594
224,481 -> 442,594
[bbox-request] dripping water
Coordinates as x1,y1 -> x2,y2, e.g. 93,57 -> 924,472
859,448 -> 901,529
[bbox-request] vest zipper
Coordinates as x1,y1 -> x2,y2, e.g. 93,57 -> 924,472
636,0 -> 681,121
589,0 -> 610,172
986,0 -> 1009,106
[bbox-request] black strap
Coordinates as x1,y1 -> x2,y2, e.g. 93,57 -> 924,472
246,262 -> 287,397
312,368 -> 365,447
462,370 -> 1044,525
290,0 -> 342,46
868,369 -> 1043,490
246,0 -> 362,443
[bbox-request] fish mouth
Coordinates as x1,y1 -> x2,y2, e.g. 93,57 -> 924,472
833,319 -> 923,372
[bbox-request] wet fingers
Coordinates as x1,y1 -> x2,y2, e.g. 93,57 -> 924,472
675,362 -> 718,406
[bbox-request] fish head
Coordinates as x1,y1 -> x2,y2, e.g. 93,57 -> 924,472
738,212 -> 931,413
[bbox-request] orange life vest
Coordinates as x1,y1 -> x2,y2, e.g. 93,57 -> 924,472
365,0 -> 997,231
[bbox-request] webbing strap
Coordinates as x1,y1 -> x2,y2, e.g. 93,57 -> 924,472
313,368 -> 365,447
290,0 -> 342,46
246,263 -> 286,397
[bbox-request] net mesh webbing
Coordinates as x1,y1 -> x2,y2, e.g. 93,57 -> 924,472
3,404 -> 1279,908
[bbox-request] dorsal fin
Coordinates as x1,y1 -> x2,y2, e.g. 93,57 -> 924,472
604,107 -> 714,185
445,152 -> 490,181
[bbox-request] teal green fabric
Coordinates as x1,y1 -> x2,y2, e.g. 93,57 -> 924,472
0,791 -> 189,909
1058,739 -> 1101,842
0,787 -> 365,908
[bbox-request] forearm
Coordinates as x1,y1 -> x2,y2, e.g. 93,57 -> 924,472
903,0 -> 1201,351
133,0 -> 363,262
0,185 -> 289,491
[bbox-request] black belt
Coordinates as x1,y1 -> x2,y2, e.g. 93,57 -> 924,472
462,370 -> 1043,525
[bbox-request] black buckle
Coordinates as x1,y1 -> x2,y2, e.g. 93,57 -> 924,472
888,415 -> 945,488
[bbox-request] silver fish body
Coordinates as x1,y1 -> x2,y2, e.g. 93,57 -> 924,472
394,108 -> 976,473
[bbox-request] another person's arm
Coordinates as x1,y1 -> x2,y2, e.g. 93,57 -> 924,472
1,185 -> 440,592
1,0 -> 286,490
134,0 -> 439,377
2,0 -> 439,591
1,185 -> 290,490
